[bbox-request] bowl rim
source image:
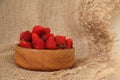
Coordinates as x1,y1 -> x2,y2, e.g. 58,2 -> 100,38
16,44 -> 75,51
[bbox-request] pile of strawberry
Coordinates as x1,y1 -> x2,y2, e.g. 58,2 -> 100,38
19,25 -> 73,49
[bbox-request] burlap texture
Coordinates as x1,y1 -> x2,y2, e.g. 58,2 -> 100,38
0,0 -> 120,80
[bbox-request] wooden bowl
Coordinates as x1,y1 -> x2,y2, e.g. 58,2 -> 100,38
14,45 -> 75,71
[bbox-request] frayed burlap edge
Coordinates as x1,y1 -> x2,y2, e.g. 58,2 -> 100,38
76,0 -> 120,61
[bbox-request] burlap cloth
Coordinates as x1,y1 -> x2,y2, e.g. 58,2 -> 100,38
0,0 -> 120,80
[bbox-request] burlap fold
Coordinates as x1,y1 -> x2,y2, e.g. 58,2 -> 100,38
0,43 -> 115,80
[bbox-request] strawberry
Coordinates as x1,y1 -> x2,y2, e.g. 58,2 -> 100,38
43,27 -> 50,34
55,35 -> 66,49
56,46 -> 62,49
65,38 -> 73,49
19,40 -> 32,48
32,25 -> 44,36
41,33 -> 54,41
20,31 -> 32,42
41,34 -> 49,41
46,36 -> 56,49
49,33 -> 54,37
32,33 -> 45,49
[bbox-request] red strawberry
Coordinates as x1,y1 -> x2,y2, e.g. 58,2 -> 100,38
65,38 -> 73,49
46,36 -> 56,49
19,40 -> 32,48
55,35 -> 66,49
49,33 -> 54,37
20,31 -> 32,42
41,34 -> 49,41
43,27 -> 50,34
41,33 -> 54,41
32,25 -> 44,36
56,46 -> 62,49
32,33 -> 45,49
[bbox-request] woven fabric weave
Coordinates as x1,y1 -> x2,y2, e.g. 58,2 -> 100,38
0,0 -> 120,80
